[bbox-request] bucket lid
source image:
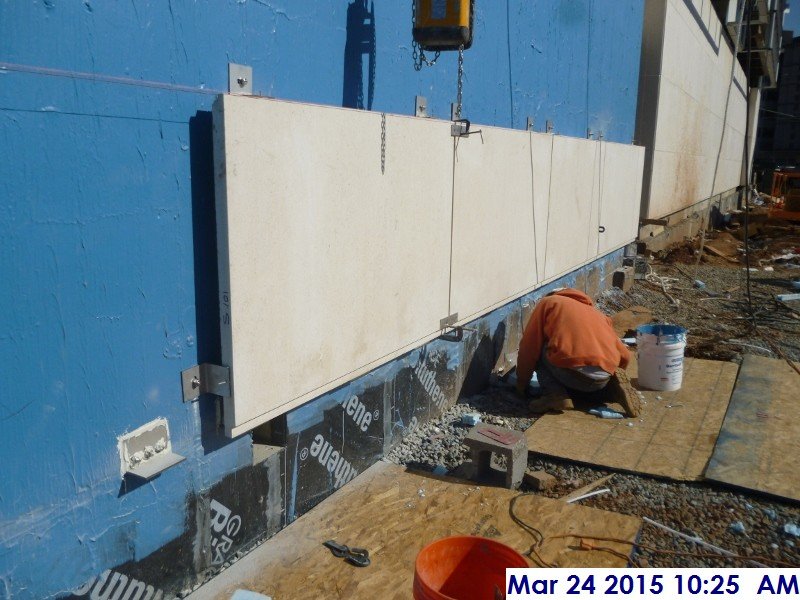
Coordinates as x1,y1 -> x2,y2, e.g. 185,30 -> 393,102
636,324 -> 687,337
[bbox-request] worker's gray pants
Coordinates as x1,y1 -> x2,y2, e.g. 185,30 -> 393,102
536,348 -> 610,394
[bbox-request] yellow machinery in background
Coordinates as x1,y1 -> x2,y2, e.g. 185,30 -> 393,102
413,0 -> 473,51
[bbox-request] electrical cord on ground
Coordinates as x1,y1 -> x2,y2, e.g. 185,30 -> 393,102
508,493 -> 555,568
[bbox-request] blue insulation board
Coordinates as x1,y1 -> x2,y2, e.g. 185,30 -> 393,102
0,2 -> 642,598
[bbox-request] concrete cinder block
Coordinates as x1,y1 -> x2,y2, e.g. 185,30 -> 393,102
463,426 -> 528,489
612,266 -> 635,292
523,470 -> 557,491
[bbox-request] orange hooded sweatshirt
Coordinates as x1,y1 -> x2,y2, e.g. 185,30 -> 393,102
516,289 -> 629,390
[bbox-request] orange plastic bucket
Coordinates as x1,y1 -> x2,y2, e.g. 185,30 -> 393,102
413,536 -> 528,600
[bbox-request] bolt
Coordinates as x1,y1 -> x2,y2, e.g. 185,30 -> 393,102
237,77 -> 248,87
191,376 -> 201,389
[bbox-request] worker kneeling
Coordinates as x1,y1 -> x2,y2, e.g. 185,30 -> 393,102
515,288 -> 641,417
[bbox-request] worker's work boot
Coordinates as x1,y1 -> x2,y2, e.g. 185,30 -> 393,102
605,368 -> 642,418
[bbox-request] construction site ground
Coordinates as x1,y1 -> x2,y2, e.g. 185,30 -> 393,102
386,223 -> 800,570
189,224 -> 800,597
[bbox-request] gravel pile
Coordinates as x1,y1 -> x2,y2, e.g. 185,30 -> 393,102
385,384 -> 534,470
527,457 -> 800,568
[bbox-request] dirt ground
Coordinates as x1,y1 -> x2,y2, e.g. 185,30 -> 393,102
597,223 -> 800,365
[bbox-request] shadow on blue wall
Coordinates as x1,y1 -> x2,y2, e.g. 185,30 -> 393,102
342,0 -> 376,110
189,110 -> 232,454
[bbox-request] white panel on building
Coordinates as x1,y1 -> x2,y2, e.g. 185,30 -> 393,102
449,126 -> 538,323
213,96 -> 453,436
531,132 -> 554,284
597,142 -> 646,255
544,136 -> 599,279
214,95 -> 645,436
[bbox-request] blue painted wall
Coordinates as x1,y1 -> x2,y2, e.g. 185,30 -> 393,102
0,2 -> 643,598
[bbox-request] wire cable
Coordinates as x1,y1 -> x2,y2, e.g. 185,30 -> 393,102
742,0 -> 755,320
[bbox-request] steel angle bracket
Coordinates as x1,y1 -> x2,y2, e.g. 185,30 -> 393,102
181,363 -> 231,402
228,63 -> 253,95
438,313 -> 478,342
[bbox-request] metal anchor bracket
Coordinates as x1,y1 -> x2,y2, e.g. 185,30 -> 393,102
415,95 -> 428,118
228,63 -> 253,95
181,363 -> 231,402
438,312 -> 478,342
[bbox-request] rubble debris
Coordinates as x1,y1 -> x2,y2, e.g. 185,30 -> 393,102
784,523 -> 800,537
460,412 -> 481,426
729,521 -> 747,535
523,469 -> 556,491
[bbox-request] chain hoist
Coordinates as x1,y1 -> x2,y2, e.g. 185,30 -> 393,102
411,0 -> 473,120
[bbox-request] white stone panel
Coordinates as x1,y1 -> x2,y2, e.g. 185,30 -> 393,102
213,96 -> 453,436
644,0 -> 748,219
597,142 -> 646,255
544,136 -> 599,280
449,126 -> 538,322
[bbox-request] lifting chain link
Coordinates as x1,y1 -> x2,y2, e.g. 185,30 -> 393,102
411,0 -> 440,71
380,113 -> 386,174
455,44 -> 464,119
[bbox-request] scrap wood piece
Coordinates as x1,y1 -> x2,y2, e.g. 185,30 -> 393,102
703,245 -> 740,263
187,462 -> 641,600
611,306 -> 653,336
705,355 -> 800,502
704,232 -> 743,261
524,357 -> 738,481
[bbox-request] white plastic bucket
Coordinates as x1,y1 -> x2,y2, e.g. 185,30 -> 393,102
636,324 -> 687,391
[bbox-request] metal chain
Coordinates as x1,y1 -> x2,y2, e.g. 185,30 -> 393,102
456,44 -> 464,119
380,113 -> 386,174
411,0 -> 440,71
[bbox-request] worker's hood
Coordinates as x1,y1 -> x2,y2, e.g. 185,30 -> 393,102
550,288 -> 594,306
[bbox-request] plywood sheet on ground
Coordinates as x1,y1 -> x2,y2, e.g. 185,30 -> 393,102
525,358 -> 738,481
189,462 -> 641,600
705,355 -> 800,502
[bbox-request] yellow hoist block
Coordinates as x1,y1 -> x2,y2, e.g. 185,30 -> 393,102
413,0 -> 473,51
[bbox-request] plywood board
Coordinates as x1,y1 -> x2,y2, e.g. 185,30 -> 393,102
525,358 -> 738,481
189,462 -> 641,600
706,355 -> 800,502
214,96 -> 453,435
450,126 -> 538,322
544,136 -> 598,279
